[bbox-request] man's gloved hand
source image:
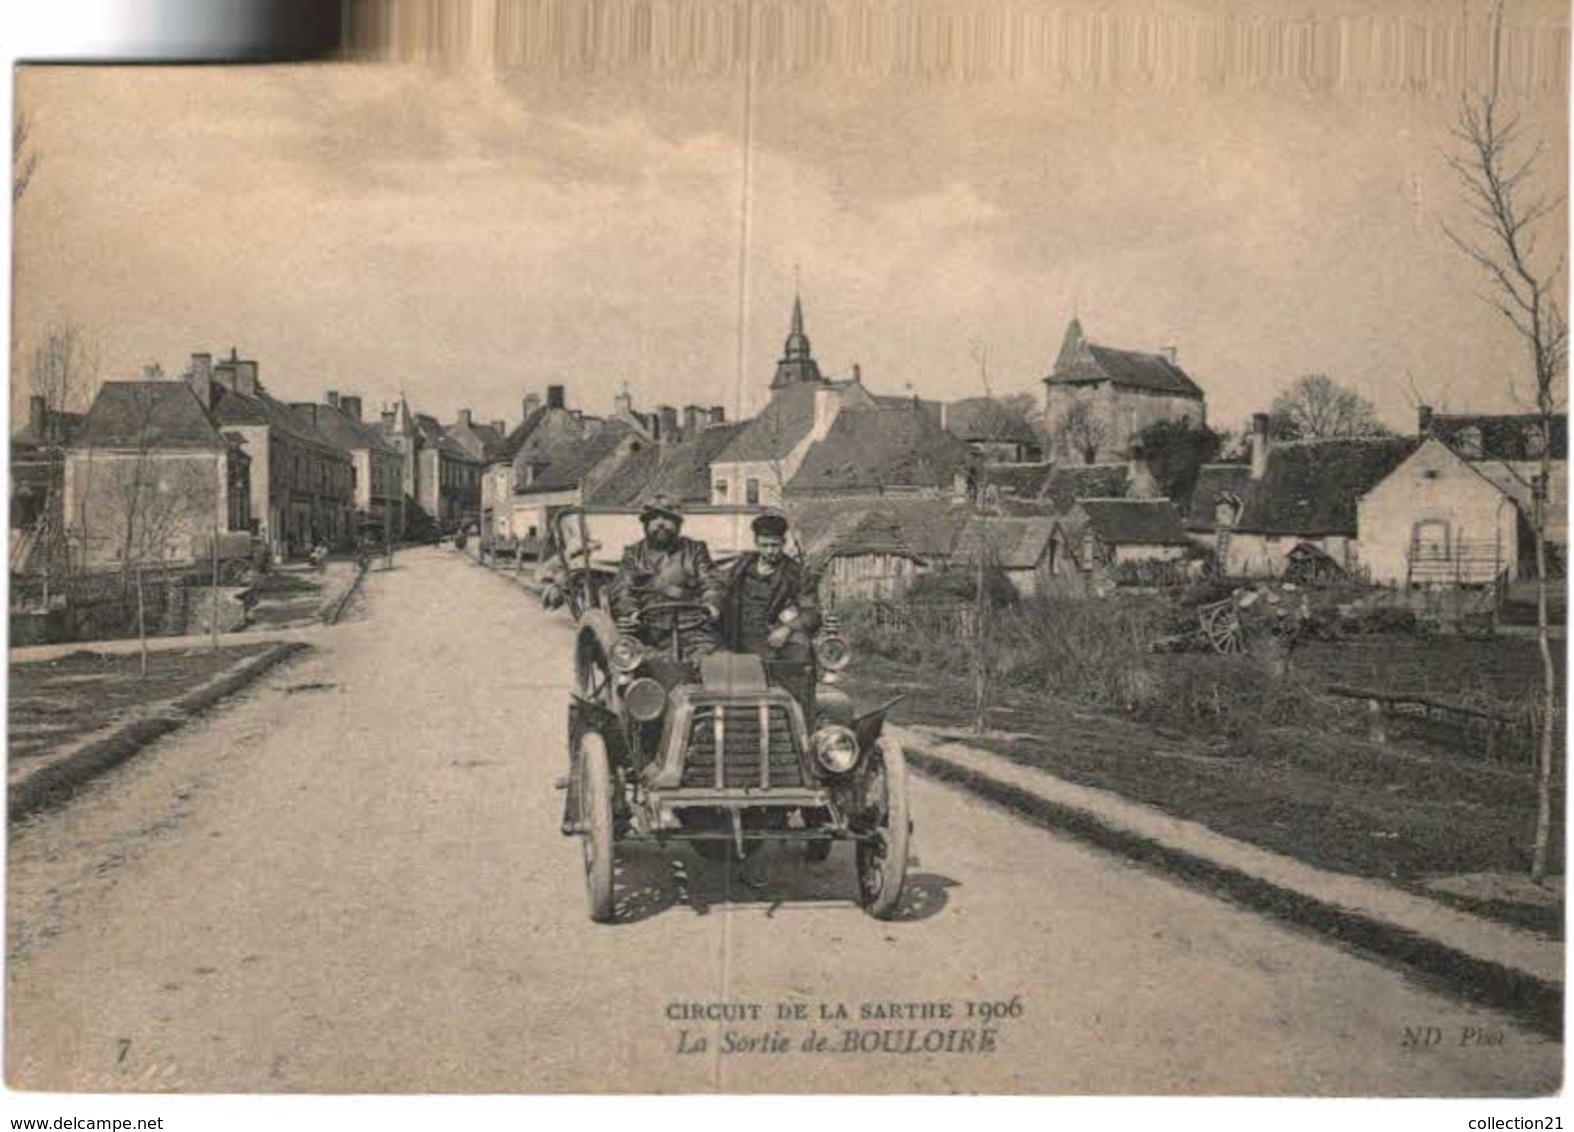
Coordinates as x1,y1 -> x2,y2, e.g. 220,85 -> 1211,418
703,603 -> 721,623
766,624 -> 793,650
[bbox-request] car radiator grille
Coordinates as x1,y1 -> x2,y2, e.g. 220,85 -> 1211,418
682,705 -> 804,788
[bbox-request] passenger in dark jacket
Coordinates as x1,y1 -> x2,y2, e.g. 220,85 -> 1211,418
718,511 -> 821,660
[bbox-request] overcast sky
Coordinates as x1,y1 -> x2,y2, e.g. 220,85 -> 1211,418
12,0 -> 1570,437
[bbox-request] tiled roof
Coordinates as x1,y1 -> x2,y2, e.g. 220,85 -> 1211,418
520,422 -> 637,495
583,442 -> 661,505
294,403 -> 401,456
469,422 -> 508,459
77,382 -> 225,450
714,381 -> 823,464
1188,437 -> 1423,537
952,516 -> 1056,569
786,406 -> 975,495
1076,498 -> 1192,546
1044,318 -> 1204,398
982,461 -> 1054,497
1430,412 -> 1568,461
944,397 -> 1040,445
210,384 -> 345,456
639,422 -> 749,504
1040,463 -> 1130,512
791,497 -> 970,562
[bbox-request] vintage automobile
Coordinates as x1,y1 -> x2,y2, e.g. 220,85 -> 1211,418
550,505 -> 911,922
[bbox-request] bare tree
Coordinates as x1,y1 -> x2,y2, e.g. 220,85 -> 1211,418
29,320 -> 94,421
13,105 -> 37,204
1055,400 -> 1108,465
1269,373 -> 1388,439
93,384 -> 215,675
1442,0 -> 1567,884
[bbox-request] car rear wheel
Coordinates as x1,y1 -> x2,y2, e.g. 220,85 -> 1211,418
579,731 -> 616,923
855,737 -> 910,920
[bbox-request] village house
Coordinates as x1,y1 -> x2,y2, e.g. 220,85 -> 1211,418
1042,318 -> 1207,464
792,497 -> 972,606
292,393 -> 405,542
444,408 -> 510,466
10,394 -> 86,575
511,413 -> 647,551
950,516 -> 1057,596
1185,413 -> 1420,580
1352,406 -> 1569,587
194,351 -> 356,558
1422,407 -> 1568,557
62,378 -> 253,571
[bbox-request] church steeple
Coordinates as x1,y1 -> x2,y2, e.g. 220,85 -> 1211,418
771,289 -> 823,389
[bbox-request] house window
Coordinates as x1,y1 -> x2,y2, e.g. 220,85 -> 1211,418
1456,426 -> 1484,458
714,479 -> 729,503
1412,519 -> 1450,556
745,478 -> 760,505
1525,426 -> 1547,458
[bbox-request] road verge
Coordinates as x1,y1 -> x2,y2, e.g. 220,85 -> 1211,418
895,725 -> 1564,1038
9,642 -> 309,822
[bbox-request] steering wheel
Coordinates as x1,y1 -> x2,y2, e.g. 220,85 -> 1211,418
629,600 -> 715,660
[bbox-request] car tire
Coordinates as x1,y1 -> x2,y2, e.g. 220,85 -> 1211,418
856,736 -> 910,920
579,731 -> 616,923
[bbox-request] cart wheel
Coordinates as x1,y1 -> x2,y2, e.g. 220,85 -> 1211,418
1202,604 -> 1244,655
856,737 -> 911,920
578,731 -> 616,923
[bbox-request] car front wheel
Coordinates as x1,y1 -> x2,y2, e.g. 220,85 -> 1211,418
855,737 -> 910,920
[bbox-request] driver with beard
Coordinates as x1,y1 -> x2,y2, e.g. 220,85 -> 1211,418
607,495 -> 724,660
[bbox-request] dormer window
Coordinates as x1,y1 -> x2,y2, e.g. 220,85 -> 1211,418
1456,426 -> 1483,458
1524,426 -> 1547,458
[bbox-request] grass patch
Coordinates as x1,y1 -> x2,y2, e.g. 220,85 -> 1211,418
841,594 -> 1565,935
8,644 -> 279,764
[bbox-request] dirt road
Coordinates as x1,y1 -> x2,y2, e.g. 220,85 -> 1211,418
6,548 -> 1560,1094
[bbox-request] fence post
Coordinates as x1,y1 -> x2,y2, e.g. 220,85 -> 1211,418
1366,698 -> 1387,744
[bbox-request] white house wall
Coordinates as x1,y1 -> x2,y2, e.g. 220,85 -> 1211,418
1357,439 -> 1518,585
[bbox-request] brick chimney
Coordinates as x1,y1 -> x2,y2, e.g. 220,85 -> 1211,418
326,390 -> 340,410
709,405 -> 725,424
234,359 -> 259,397
683,405 -> 704,435
657,404 -> 678,440
1250,412 -> 1271,481
458,408 -> 473,429
491,419 -> 505,435
522,392 -> 541,420
341,395 -> 363,421
614,390 -> 633,417
382,407 -> 397,428
187,353 -> 214,411
29,394 -> 46,439
1418,403 -> 1434,436
546,385 -> 566,411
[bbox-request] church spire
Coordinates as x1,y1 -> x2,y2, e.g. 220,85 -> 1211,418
771,287 -> 822,389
